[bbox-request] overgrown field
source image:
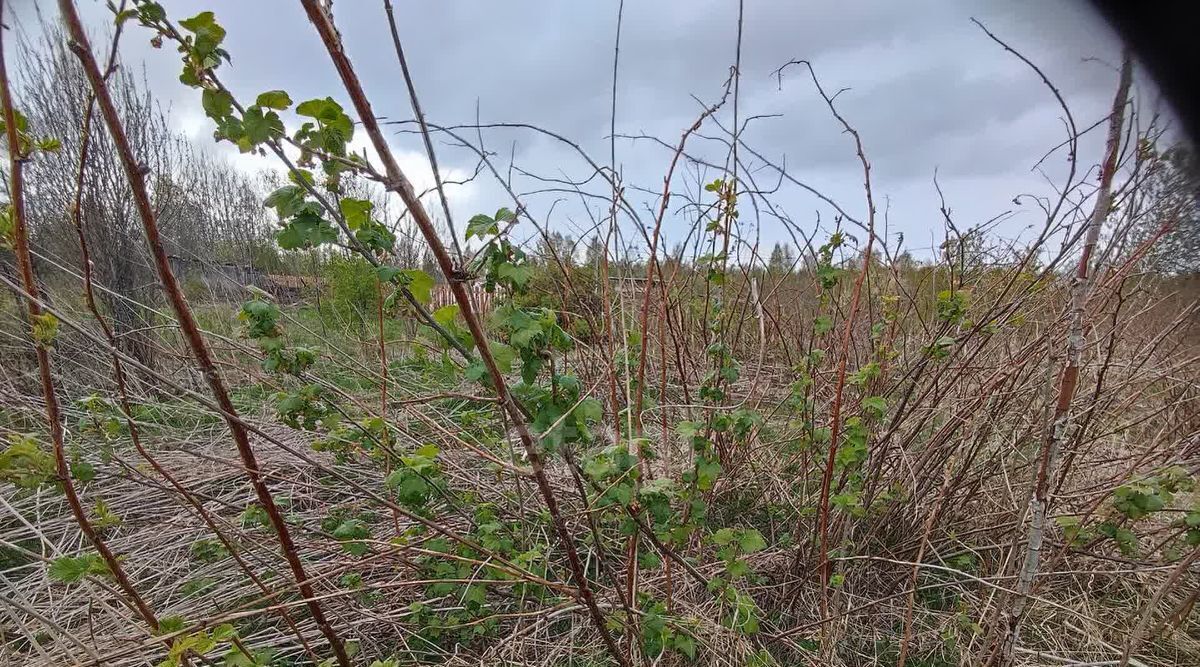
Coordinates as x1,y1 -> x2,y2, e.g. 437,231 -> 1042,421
2,2 -> 1200,667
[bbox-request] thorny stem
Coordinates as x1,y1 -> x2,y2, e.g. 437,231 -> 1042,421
60,5 -> 318,660
631,79 -> 732,433
987,50 -> 1133,667
298,3 -> 631,665
781,60 -> 879,633
56,2 -> 353,664
1,0 -> 168,643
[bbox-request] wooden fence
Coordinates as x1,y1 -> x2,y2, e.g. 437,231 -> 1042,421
430,282 -> 495,315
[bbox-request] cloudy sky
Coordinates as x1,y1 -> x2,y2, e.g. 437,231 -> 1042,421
14,0 -> 1150,260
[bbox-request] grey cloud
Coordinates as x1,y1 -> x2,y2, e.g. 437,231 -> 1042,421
35,0 -> 1134,254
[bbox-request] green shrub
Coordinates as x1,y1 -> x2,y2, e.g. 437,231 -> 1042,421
323,255 -> 377,331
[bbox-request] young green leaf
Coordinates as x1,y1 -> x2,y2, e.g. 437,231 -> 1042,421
255,90 -> 293,110
466,213 -> 497,239
399,269 -> 434,305
49,553 -> 108,584
201,88 -> 234,119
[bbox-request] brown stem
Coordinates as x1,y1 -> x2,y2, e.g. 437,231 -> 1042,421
1,0 -> 164,639
56,3 -> 351,664
631,83 -> 731,433
987,50 -> 1133,667
298,3 -> 630,664
791,60 -> 878,628
60,10 -> 319,659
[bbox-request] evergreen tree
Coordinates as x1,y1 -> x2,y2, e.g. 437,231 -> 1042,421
767,242 -> 797,274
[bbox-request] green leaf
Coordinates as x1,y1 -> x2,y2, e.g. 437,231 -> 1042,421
583,455 -> 613,481
296,97 -> 354,146
711,528 -> 737,546
466,213 -> 497,240
936,289 -> 970,324
331,519 -> 371,556
0,108 -> 28,136
296,98 -> 336,117
816,263 -> 841,289
510,324 -> 542,349
222,647 -> 261,667
70,458 -> 96,483
339,197 -> 373,230
190,538 -> 229,563
296,97 -> 345,126
30,312 -> 59,347
497,262 -> 532,288
488,340 -> 515,372
255,90 -> 292,110
289,170 -> 315,187
925,335 -> 956,359
179,11 -> 219,34
136,2 -> 165,22
672,633 -> 697,660
93,498 -> 122,529
813,314 -> 833,335
677,421 -> 704,439
464,361 -> 488,382
276,209 -> 337,249
848,361 -> 880,386
49,556 -> 88,583
376,266 -> 402,283
239,504 -> 270,529
241,107 -> 284,146
211,623 -> 237,643
610,482 -> 634,506
180,577 -> 216,598
49,553 -> 108,583
727,559 -> 750,578
494,207 -> 517,223
432,304 -> 459,327
739,529 -> 767,553
158,615 -> 186,635
179,11 -> 226,59
213,114 -> 244,144
201,88 -> 234,119
387,471 -> 431,509
575,397 -> 602,424
861,395 -> 887,418
399,269 -> 434,305
695,456 -> 721,491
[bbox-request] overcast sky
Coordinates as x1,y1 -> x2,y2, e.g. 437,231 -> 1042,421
14,0 -> 1153,260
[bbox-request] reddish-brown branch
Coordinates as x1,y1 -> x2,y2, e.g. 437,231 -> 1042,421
58,10 -> 318,659
56,2 -> 351,664
298,3 -> 629,664
788,60 -> 878,628
1,0 -> 164,638
987,50 -> 1133,667
631,84 -> 731,433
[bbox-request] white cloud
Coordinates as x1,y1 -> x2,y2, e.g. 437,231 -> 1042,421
185,117 -> 481,234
